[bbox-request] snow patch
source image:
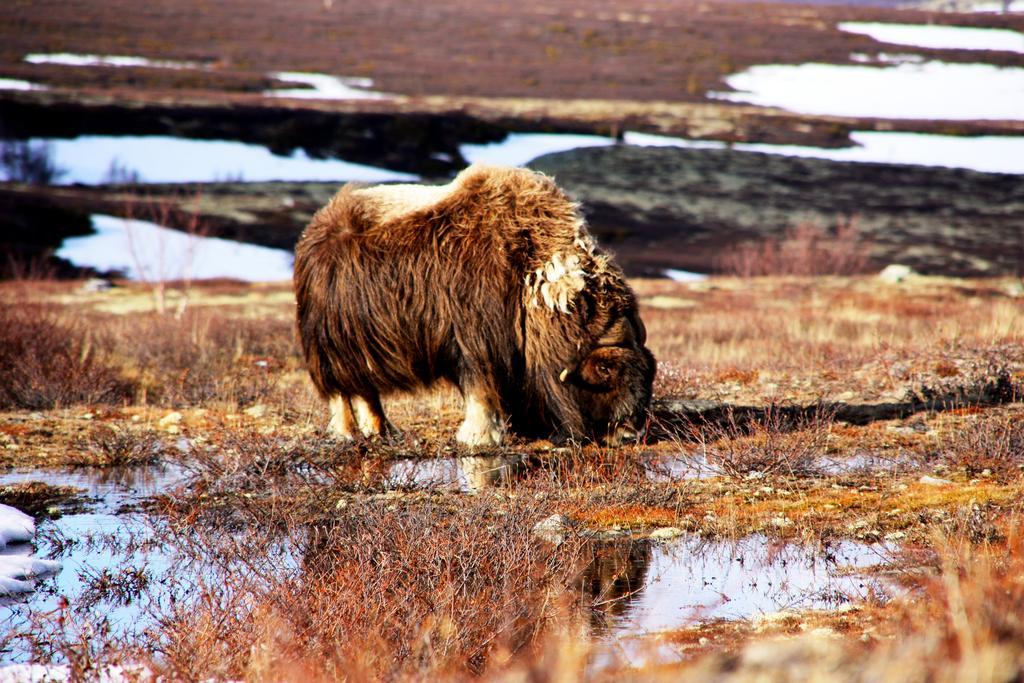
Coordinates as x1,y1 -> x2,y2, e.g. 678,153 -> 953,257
265,71 -> 390,100
0,663 -> 150,682
626,129 -> 1024,175
839,21 -> 1024,53
713,61 -> 1024,120
461,133 -> 615,167
664,269 -> 708,283
850,52 -> 924,64
57,215 -> 294,282
971,1 -> 1023,11
8,135 -> 417,185
0,504 -> 60,596
744,131 -> 1024,175
24,53 -> 201,69
0,504 -> 34,549
0,78 -> 46,91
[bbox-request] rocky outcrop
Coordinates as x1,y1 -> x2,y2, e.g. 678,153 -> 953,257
530,145 -> 1024,277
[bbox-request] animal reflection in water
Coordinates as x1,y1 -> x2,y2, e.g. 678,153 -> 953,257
300,520 -> 653,633
574,540 -> 652,629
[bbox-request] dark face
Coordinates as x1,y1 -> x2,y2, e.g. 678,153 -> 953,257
564,313 -> 656,445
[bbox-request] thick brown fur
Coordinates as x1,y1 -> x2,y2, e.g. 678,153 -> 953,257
294,164 -> 654,443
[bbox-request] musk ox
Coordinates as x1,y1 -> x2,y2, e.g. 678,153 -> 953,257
294,164 -> 655,446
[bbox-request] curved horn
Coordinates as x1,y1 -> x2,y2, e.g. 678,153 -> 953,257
559,368 -> 570,383
631,310 -> 647,345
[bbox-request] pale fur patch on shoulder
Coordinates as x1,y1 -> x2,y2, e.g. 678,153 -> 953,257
354,181 -> 455,223
353,164 -> 504,223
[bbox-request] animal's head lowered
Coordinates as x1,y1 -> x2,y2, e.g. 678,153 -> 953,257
560,311 -> 655,445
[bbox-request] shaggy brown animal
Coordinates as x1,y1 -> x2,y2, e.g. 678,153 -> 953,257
294,164 -> 654,446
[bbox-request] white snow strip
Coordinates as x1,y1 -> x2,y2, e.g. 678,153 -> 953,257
712,61 -> 1024,120
0,504 -> 60,597
0,663 -> 150,682
57,215 -> 294,282
972,1 -> 1023,12
743,131 -> 1024,175
0,504 -> 34,549
664,269 -> 708,282
626,129 -> 1024,175
622,131 -> 726,149
24,53 -> 200,69
0,78 -> 46,91
0,555 -> 61,595
264,71 -> 390,100
850,52 -> 925,64
461,133 -> 615,167
839,22 -> 1024,53
6,135 -> 417,185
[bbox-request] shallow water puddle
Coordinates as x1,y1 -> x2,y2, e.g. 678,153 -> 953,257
0,466 -> 187,655
387,455 -> 526,491
596,535 -> 889,635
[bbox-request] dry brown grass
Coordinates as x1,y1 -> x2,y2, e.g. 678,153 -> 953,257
2,276 -> 1024,681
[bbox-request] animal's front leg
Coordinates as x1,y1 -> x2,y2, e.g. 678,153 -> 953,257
327,395 -> 357,439
456,387 -> 506,447
351,393 -> 400,439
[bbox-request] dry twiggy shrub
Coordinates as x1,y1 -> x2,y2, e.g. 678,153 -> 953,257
717,219 -> 872,277
0,304 -> 133,409
75,425 -> 164,467
108,310 -> 297,407
939,413 -> 1024,475
685,404 -> 834,478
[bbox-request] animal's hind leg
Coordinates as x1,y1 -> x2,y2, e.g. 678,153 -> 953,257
456,386 -> 506,448
327,395 -> 357,440
352,393 -> 399,439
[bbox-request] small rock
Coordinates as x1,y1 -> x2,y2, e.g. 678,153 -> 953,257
78,412 -> 94,421
158,411 -> 183,428
80,278 -> 114,293
769,516 -> 793,529
698,637 -> 709,646
532,514 -> 574,544
243,404 -> 267,419
878,264 -> 915,284
753,610 -> 798,631
919,475 -> 952,486
884,531 -> 906,541
649,526 -> 685,540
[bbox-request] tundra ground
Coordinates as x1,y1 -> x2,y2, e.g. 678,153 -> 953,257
0,274 -> 1022,680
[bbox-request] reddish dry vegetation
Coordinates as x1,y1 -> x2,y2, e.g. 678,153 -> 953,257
0,275 -> 1022,680
2,0 -> 1023,103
